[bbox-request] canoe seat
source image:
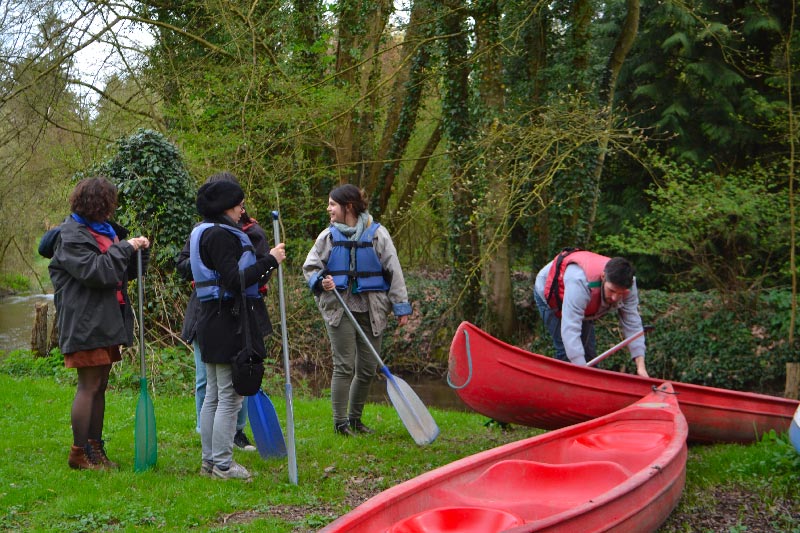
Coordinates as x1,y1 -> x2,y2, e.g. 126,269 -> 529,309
437,459 -> 630,519
385,506 -> 523,533
568,421 -> 670,469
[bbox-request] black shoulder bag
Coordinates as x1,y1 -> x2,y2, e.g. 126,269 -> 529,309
230,270 -> 265,396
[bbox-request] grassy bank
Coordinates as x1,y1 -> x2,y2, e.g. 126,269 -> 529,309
0,372 -> 798,532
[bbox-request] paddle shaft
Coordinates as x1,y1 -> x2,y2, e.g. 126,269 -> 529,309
272,211 -> 298,485
332,289 -> 439,445
586,325 -> 654,367
137,250 -> 145,378
331,289 -> 387,368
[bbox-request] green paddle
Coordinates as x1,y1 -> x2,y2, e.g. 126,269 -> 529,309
134,249 -> 157,472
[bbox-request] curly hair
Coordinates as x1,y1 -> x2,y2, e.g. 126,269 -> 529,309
329,184 -> 368,215
69,177 -> 118,222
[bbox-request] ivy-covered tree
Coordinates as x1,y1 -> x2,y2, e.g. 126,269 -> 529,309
90,129 -> 197,339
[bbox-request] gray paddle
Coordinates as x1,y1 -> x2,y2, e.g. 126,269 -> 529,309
331,289 -> 439,445
587,325 -> 654,367
272,211 -> 297,484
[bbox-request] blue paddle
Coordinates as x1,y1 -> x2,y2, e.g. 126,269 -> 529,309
272,211 -> 298,484
247,392 -> 286,458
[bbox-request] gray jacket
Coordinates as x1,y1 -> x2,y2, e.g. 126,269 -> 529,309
302,223 -> 411,337
535,261 -> 645,364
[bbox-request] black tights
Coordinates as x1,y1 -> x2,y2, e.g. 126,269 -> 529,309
71,365 -> 111,447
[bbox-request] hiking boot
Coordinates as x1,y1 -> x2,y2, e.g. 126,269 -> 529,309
335,421 -> 357,437
233,430 -> 256,451
68,445 -> 104,470
88,439 -> 119,469
211,461 -> 252,480
200,460 -> 213,476
349,418 -> 375,434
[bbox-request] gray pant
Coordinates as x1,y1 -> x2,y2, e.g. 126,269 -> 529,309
200,363 -> 243,468
326,311 -> 381,423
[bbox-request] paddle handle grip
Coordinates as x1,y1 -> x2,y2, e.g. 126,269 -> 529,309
586,325 -> 654,368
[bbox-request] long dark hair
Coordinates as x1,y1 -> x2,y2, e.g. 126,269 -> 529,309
329,184 -> 367,216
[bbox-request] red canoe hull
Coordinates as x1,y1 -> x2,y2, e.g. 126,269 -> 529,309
320,383 -> 688,533
448,321 -> 798,443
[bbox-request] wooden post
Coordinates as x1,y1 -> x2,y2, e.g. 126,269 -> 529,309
785,362 -> 800,400
30,303 -> 49,357
49,309 -> 59,354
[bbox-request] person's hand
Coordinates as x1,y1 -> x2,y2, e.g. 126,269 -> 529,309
397,315 -> 409,327
270,242 -> 286,263
127,236 -> 150,251
319,275 -> 334,291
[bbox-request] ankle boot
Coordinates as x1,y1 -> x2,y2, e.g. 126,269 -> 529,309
88,439 -> 119,469
68,445 -> 104,470
334,421 -> 356,437
349,418 -> 375,434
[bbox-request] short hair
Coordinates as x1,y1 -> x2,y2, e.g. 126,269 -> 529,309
604,257 -> 635,289
69,177 -> 118,222
329,184 -> 368,215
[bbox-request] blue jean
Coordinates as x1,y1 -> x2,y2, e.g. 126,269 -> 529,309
194,340 -> 247,433
533,291 -> 597,362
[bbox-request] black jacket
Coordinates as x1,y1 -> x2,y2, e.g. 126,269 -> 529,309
184,214 -> 278,363
47,217 -> 149,354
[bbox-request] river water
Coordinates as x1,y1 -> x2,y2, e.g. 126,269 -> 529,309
0,294 -> 54,352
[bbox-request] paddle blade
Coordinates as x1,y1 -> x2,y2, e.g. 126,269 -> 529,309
248,390 -> 287,459
134,378 -> 157,472
382,369 -> 439,445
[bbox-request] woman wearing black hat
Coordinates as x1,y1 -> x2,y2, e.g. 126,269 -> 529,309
190,180 -> 286,480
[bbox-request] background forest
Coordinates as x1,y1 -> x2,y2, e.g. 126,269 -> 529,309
1,0 -> 799,394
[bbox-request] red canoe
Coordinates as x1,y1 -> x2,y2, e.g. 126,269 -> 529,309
448,321 -> 798,443
320,383 -> 688,533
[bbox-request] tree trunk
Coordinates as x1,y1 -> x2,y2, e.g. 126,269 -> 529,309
370,0 -> 435,215
30,302 -> 49,357
786,363 -> 800,400
333,0 -> 392,185
475,0 -> 516,337
586,0 -> 640,241
441,0 -> 481,319
385,121 -> 442,227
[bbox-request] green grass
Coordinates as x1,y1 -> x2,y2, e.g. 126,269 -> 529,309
0,374 -> 542,532
0,364 -> 798,532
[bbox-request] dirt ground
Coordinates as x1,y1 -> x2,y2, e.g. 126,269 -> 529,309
221,480 -> 800,532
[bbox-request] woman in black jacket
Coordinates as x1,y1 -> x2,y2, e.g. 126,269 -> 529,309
189,180 -> 285,480
48,177 -> 150,470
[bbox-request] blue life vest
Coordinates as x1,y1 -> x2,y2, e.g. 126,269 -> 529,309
328,224 -> 390,293
190,223 -> 260,301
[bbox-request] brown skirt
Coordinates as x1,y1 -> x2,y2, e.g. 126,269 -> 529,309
64,346 -> 122,368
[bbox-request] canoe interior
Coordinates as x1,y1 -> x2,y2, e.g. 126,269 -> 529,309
321,384 -> 687,533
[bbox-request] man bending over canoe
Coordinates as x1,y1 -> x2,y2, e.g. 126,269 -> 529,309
533,249 -> 649,378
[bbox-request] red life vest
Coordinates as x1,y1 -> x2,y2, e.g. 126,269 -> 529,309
543,249 -> 608,318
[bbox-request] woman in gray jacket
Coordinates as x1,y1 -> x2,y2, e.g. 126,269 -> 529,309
303,184 -> 412,436
48,177 -> 150,470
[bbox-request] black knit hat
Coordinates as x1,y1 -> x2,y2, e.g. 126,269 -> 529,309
196,180 -> 244,217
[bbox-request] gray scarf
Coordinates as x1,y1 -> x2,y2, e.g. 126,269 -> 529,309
332,212 -> 372,273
